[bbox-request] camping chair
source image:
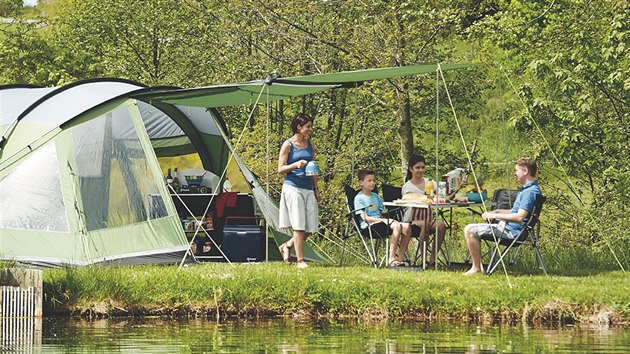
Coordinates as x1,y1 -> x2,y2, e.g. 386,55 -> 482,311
381,183 -> 404,221
483,194 -> 547,275
339,185 -> 391,268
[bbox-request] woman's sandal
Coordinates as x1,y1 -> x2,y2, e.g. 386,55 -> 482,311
424,261 -> 436,268
297,259 -> 309,269
389,260 -> 407,267
279,243 -> 291,265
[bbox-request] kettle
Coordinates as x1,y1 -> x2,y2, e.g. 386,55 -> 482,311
304,161 -> 321,176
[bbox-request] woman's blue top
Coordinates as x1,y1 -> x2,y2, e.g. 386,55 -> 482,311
284,140 -> 314,190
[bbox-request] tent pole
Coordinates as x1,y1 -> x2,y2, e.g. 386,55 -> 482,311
265,86 -> 270,262
434,65 -> 440,271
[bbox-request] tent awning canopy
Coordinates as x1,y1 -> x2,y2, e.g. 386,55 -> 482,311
133,63 -> 481,108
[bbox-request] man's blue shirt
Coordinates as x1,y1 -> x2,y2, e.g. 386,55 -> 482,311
507,180 -> 542,236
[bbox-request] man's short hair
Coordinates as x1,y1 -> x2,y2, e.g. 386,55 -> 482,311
358,169 -> 375,181
515,157 -> 537,177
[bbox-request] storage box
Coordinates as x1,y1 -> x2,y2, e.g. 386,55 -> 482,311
222,225 -> 264,262
441,168 -> 467,196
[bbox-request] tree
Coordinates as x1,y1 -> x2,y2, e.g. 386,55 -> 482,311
0,0 -> 22,17
471,0 -> 629,262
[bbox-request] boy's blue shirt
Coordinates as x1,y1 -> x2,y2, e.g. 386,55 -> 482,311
354,191 -> 383,229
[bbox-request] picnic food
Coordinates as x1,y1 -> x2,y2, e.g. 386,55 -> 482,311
393,193 -> 434,205
453,193 -> 468,203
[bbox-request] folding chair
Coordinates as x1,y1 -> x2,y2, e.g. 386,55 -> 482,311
483,194 -> 547,275
381,183 -> 404,220
339,185 -> 390,268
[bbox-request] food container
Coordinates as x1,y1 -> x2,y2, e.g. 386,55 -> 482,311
185,175 -> 204,186
437,181 -> 447,197
441,168 -> 467,195
466,191 -> 488,203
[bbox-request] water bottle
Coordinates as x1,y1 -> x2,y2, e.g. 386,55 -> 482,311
425,179 -> 435,196
438,181 -> 447,202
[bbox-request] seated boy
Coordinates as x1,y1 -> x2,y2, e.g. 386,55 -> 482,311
354,169 -> 412,267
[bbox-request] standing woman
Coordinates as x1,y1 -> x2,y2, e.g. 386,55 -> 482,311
277,113 -> 320,269
401,154 -> 446,267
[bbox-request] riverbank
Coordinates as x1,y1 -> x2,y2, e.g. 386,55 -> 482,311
42,263 -> 629,325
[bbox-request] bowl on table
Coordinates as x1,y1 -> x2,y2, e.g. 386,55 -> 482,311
466,191 -> 488,203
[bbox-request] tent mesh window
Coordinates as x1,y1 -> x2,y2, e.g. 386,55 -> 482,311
0,143 -> 69,231
71,107 -> 167,230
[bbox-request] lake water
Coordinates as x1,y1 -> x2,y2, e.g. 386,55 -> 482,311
2,317 -> 629,353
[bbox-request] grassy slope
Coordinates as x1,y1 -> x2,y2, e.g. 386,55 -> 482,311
43,263 -> 629,325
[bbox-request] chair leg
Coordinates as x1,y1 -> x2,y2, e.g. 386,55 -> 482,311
487,238 -> 520,275
535,247 -> 548,275
379,238 -> 388,267
486,244 -> 499,274
355,230 -> 377,268
368,230 -> 378,267
509,245 -> 523,266
339,237 -> 348,267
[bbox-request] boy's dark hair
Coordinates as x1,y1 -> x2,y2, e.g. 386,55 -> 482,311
515,157 -> 537,177
358,169 -> 375,181
290,113 -> 313,133
405,154 -> 426,181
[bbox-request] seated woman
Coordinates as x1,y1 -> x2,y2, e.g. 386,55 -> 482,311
401,154 -> 446,267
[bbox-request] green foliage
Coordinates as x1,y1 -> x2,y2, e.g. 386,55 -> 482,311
466,0 -> 629,259
0,0 -> 22,17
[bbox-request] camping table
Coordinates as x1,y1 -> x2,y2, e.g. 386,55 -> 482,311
383,201 -> 494,269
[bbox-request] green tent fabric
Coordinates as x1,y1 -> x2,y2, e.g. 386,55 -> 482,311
133,63 -> 480,108
277,63 -> 480,84
270,229 -> 332,264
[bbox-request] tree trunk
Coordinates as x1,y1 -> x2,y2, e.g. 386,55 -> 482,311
396,87 -> 414,177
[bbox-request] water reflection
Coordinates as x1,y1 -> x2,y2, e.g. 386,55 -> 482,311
1,317 -> 42,352
27,318 -> 630,353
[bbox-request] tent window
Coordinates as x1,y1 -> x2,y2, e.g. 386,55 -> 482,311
71,107 -> 167,231
0,143 -> 69,231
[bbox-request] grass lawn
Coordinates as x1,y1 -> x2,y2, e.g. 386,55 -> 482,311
43,262 -> 629,325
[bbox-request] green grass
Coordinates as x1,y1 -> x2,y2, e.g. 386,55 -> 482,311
42,263 -> 629,325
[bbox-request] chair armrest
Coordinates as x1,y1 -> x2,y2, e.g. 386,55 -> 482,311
466,207 -> 482,216
346,205 -> 371,218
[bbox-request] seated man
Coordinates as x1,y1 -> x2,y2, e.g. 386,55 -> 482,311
354,169 -> 412,267
463,157 -> 542,275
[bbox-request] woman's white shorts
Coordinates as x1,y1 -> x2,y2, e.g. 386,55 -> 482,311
279,184 -> 318,233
